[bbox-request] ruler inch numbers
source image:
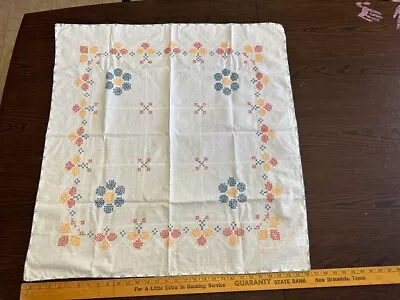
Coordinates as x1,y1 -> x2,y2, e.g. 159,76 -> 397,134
20,265 -> 400,300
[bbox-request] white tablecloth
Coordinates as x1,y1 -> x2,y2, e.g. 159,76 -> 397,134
24,23 -> 309,281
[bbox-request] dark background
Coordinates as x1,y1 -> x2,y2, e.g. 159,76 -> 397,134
1,0 -> 400,299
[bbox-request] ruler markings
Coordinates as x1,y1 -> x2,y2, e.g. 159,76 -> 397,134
20,266 -> 400,300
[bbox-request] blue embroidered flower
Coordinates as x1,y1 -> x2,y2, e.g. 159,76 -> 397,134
95,180 -> 125,213
218,177 -> 247,209
105,68 -> 132,96
214,69 -> 239,95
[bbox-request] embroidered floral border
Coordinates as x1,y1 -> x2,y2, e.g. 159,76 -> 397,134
58,39 -> 283,251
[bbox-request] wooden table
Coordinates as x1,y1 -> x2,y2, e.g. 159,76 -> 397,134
1,0 -> 400,299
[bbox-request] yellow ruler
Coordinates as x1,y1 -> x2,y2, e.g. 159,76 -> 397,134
20,265 -> 400,300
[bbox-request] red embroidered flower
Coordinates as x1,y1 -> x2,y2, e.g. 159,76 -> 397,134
260,124 -> 274,143
223,228 -> 232,236
265,181 -> 273,191
110,42 -> 128,59
171,229 -> 181,238
160,228 -> 181,246
254,72 -> 269,91
222,224 -> 244,245
216,42 -> 233,58
254,45 -> 263,53
58,235 -> 69,246
80,46 -> 88,53
75,73 -> 92,91
160,230 -> 169,239
133,239 -> 143,249
270,158 -> 278,166
235,228 -> 244,236
69,187 -> 77,196
95,233 -> 105,241
164,42 -> 181,56
197,236 -> 207,245
65,161 -> 74,170
263,181 -> 282,202
95,231 -> 117,250
270,230 -> 280,240
68,127 -> 88,147
67,199 -> 75,208
107,232 -> 117,241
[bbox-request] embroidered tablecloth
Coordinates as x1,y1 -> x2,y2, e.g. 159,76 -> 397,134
24,23 -> 309,281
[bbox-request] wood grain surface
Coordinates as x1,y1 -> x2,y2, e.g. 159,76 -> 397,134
1,0 -> 400,299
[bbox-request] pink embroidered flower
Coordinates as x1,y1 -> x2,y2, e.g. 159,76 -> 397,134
75,73 -> 93,92
68,126 -> 89,147
59,186 -> 81,209
197,236 -> 207,245
259,124 -> 275,143
110,42 -> 128,59
164,41 -> 181,57
254,72 -> 269,91
223,223 -> 244,245
133,239 -> 143,249
262,181 -> 282,203
216,42 -> 233,59
95,231 -> 117,250
160,227 -> 181,246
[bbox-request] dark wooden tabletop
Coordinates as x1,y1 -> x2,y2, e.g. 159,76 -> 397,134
1,0 -> 400,299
